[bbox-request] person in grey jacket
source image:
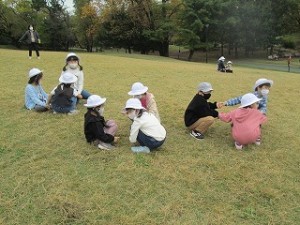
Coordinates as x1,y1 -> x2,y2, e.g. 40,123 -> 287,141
19,25 -> 41,59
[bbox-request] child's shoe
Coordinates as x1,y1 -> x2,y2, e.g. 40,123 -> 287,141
190,130 -> 204,140
235,141 -> 243,150
255,138 -> 261,146
131,146 -> 150,153
68,110 -> 79,115
98,142 -> 115,150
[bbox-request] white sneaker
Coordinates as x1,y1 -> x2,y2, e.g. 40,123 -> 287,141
235,142 -> 243,150
98,142 -> 115,150
131,146 -> 150,153
29,57 -> 32,59
37,57 -> 40,59
68,110 -> 79,115
255,138 -> 261,146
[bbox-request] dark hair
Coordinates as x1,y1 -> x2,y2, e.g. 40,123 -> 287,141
62,63 -> 83,71
28,73 -> 43,84
243,105 -> 252,109
61,83 -> 71,88
28,24 -> 34,30
136,109 -> 145,118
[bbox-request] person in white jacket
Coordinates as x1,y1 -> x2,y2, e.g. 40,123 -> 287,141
123,98 -> 166,153
62,53 -> 91,102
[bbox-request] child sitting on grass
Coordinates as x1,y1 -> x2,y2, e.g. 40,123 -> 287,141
84,95 -> 119,150
25,68 -> 49,112
47,72 -> 78,115
123,98 -> 166,153
219,93 -> 267,150
128,82 -> 160,122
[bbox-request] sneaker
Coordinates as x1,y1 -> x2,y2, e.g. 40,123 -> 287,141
235,141 -> 243,150
53,111 -> 57,114
255,138 -> 261,146
131,146 -> 150,153
68,110 -> 79,115
98,142 -> 115,150
37,57 -> 40,59
29,57 -> 32,59
190,130 -> 204,140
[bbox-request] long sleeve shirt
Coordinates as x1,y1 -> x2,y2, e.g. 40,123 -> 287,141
62,67 -> 84,95
140,93 -> 161,122
25,84 -> 48,110
184,94 -> 219,127
129,112 -> 166,143
219,108 -> 267,145
19,30 -> 40,44
225,91 -> 268,114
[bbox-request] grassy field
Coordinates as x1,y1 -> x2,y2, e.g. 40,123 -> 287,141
0,49 -> 299,225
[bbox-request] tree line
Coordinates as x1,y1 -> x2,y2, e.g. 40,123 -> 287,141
0,0 -> 299,60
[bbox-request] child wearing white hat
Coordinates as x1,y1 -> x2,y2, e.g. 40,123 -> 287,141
25,68 -> 49,111
222,78 -> 273,114
123,98 -> 166,153
47,72 -> 78,114
219,93 -> 267,150
217,56 -> 226,72
128,82 -> 160,122
225,61 -> 233,73
62,53 -> 91,102
84,95 -> 119,150
184,82 -> 219,140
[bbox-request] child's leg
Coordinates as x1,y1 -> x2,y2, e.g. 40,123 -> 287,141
34,105 -> 48,112
137,130 -> 165,150
104,120 -> 118,136
81,90 -> 91,99
189,116 -> 215,134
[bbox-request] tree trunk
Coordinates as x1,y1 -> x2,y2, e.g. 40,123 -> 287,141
234,43 -> 238,58
188,49 -> 194,61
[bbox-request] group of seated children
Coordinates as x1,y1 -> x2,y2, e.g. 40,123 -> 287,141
184,78 -> 273,149
217,56 -> 233,73
25,53 -> 91,114
83,82 -> 166,153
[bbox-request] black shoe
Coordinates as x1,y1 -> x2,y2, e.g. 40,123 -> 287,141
190,130 -> 204,140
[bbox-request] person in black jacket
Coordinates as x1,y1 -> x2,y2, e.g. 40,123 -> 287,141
84,95 -> 119,150
184,82 -> 220,140
19,25 -> 41,59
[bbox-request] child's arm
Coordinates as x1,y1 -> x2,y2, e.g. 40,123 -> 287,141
129,120 -> 142,143
26,86 -> 47,107
93,122 -> 114,143
218,112 -> 232,123
258,96 -> 268,114
224,95 -> 242,106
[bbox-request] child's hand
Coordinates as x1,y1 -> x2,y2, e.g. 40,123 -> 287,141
77,94 -> 83,99
217,102 -> 225,108
113,136 -> 120,143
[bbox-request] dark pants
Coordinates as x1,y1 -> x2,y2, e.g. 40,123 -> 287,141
29,42 -> 40,57
137,130 -> 165,150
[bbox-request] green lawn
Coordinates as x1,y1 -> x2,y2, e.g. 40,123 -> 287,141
0,49 -> 299,224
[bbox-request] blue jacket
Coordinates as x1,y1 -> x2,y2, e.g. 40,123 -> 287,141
25,84 -> 48,110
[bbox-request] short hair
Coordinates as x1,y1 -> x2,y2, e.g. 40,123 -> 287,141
257,83 -> 271,90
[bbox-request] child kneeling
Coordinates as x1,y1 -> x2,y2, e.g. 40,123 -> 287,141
84,95 -> 119,150
123,98 -> 166,153
219,93 -> 267,150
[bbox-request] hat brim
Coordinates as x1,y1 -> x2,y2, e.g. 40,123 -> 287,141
200,88 -> 214,92
253,79 -> 273,91
84,98 -> 106,108
29,70 -> 43,78
128,87 -> 148,96
239,98 -> 261,108
59,77 -> 77,84
123,106 -> 145,111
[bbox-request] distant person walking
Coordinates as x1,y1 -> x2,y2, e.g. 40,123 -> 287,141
287,56 -> 292,72
19,25 -> 41,59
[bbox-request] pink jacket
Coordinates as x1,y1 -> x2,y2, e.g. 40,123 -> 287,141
219,108 -> 267,145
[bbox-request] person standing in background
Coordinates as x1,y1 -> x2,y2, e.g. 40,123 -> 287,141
19,25 -> 41,59
287,56 -> 292,72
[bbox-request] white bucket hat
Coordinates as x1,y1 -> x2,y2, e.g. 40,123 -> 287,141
84,95 -> 106,108
66,52 -> 79,62
218,56 -> 225,61
28,68 -> 43,78
239,93 -> 261,108
197,82 -> 213,92
124,98 -> 145,110
253,78 -> 273,91
128,82 -> 148,96
59,72 -> 78,84
227,61 -> 232,64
